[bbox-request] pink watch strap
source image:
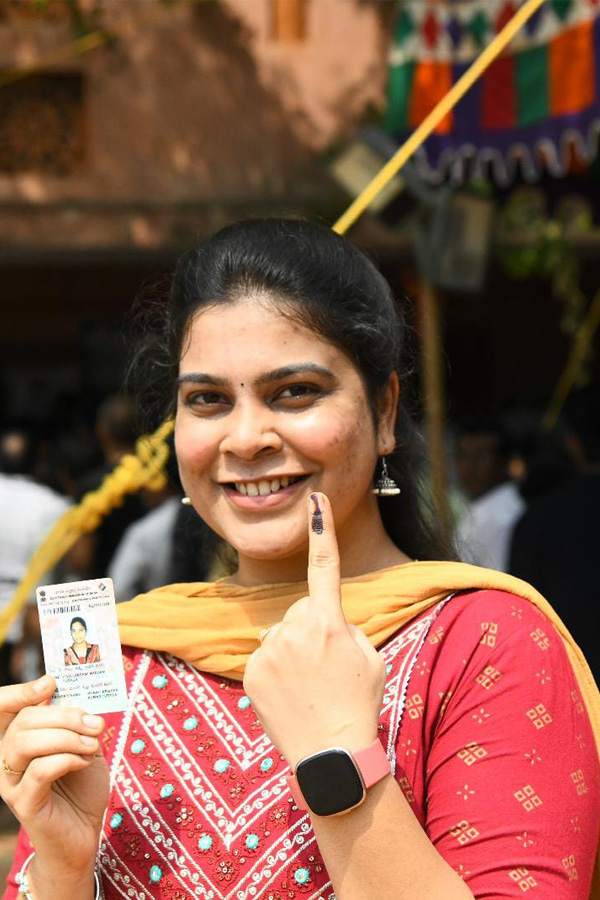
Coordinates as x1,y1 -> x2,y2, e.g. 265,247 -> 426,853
285,739 -> 390,811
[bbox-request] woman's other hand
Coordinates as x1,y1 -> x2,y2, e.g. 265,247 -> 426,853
0,675 -> 109,874
244,492 -> 386,769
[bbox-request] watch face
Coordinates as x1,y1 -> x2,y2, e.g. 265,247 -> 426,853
295,748 -> 365,817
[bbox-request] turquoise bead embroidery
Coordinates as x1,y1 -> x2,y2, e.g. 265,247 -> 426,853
183,716 -> 199,731
237,695 -> 251,710
294,867 -> 310,885
149,865 -> 163,883
260,757 -> 274,772
131,739 -> 146,754
214,758 -> 230,774
160,783 -> 174,799
198,834 -> 213,851
109,812 -> 123,829
152,675 -> 168,689
386,663 -> 393,675
245,834 -> 259,850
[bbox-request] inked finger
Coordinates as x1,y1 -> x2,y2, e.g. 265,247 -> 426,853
307,493 -> 345,625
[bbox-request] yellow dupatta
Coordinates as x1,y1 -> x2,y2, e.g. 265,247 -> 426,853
117,560 -> 600,896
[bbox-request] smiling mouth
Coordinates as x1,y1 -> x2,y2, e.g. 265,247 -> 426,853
226,475 -> 307,497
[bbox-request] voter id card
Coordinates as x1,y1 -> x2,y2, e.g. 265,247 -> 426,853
36,577 -> 127,714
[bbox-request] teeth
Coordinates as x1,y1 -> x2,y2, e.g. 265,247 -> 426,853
233,475 -> 300,495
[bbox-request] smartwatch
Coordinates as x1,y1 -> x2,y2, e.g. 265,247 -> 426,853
285,739 -> 391,817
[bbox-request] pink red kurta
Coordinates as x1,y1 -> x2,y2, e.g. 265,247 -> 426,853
5,590 -> 599,898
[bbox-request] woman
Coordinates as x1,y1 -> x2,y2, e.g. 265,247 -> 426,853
63,617 -> 101,666
0,219 -> 598,900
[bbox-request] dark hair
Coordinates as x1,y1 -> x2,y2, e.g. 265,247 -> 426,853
131,218 -> 450,561
70,616 -> 87,630
0,428 -> 36,476
455,417 -> 511,461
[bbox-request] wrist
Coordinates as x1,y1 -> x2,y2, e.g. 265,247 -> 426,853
27,852 -> 98,900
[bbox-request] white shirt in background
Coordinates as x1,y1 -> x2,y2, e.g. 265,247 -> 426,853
109,496 -> 179,602
455,481 -> 526,573
0,474 -> 70,642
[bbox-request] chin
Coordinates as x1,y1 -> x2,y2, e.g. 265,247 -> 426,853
231,529 -> 307,562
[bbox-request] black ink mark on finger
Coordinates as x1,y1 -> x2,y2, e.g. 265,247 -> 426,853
310,493 -> 324,534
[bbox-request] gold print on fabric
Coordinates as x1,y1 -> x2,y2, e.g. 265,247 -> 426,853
472,707 -> 490,725
475,665 -> 502,690
428,625 -> 445,645
450,820 -> 480,845
562,855 -> 579,882
524,748 -> 542,766
406,693 -> 424,719
398,776 -> 415,804
480,622 -> 499,647
514,785 -> 543,812
571,689 -> 585,714
438,690 -> 453,718
508,867 -> 538,891
456,784 -> 475,801
535,669 -> 551,686
516,832 -> 534,849
525,704 -> 553,729
570,769 -> 588,796
457,741 -> 488,766
530,627 -> 551,651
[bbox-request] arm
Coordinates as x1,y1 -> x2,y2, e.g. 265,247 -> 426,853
310,777 -> 473,900
245,494 -> 474,900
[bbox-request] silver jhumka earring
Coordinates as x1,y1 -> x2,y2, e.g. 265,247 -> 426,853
372,456 -> 401,496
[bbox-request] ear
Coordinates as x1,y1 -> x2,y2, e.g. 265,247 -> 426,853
376,372 -> 400,455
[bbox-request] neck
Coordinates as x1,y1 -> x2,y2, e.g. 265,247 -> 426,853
231,501 -> 410,587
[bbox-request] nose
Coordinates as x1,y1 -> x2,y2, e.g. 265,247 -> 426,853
219,401 -> 283,460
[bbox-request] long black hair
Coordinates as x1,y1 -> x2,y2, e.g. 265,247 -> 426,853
131,218 -> 450,562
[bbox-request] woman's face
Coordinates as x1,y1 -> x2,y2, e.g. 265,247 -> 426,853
174,296 -> 396,577
71,621 -> 87,644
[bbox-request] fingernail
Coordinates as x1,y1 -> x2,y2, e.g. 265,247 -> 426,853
82,714 -> 103,730
80,735 -> 98,746
32,675 -> 52,694
310,493 -> 324,534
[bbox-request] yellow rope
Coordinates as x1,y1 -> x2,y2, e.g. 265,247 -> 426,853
1,0 -> 544,647
332,0 -> 545,235
0,420 -> 173,645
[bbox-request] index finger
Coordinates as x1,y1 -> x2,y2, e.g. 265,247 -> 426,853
0,675 -> 55,735
307,492 -> 345,623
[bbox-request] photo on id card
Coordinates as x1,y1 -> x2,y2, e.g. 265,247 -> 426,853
36,577 -> 127,714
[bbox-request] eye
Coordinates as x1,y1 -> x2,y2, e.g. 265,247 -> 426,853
273,383 -> 321,405
184,390 -> 231,413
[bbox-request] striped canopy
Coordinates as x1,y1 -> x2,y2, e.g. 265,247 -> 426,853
385,0 -> 600,185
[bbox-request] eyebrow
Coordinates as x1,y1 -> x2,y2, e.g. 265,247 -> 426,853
176,363 -> 335,388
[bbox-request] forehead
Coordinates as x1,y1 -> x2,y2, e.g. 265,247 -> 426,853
179,297 -> 352,376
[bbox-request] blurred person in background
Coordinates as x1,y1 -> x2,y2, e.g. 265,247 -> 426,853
454,417 -> 525,572
68,394 -> 146,580
0,428 -> 69,685
510,385 -> 600,682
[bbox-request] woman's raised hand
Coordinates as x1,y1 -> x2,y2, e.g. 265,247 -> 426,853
244,492 -> 386,770
0,675 -> 110,877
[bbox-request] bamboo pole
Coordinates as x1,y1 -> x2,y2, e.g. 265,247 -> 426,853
543,287 -> 600,430
420,280 -> 451,540
332,0 -> 545,236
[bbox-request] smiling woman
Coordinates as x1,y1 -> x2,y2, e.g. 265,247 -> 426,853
1,219 -> 600,900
